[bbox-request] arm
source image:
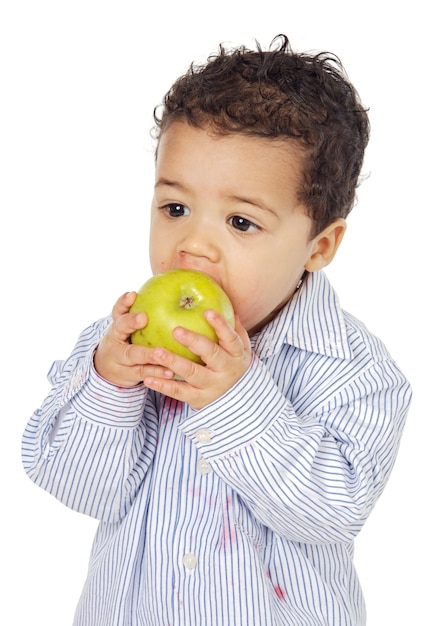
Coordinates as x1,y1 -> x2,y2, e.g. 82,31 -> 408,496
177,351 -> 411,543
144,311 -> 411,543
22,292 -> 173,522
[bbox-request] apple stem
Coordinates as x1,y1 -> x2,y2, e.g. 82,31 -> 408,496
179,295 -> 195,310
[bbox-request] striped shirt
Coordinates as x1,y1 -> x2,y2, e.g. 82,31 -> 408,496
22,270 -> 411,625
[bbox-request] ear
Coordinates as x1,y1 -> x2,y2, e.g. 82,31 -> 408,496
305,218 -> 347,272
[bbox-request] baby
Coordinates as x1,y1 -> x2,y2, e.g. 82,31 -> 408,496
22,35 -> 412,625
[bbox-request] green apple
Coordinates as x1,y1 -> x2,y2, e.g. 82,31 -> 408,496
129,269 -> 235,364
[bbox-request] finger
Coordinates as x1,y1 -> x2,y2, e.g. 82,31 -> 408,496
122,343 -> 168,369
204,309 -> 248,358
111,310 -> 148,344
172,326 -> 222,368
150,345 -> 202,381
100,361 -> 174,388
111,291 -> 137,321
144,374 -> 193,405
137,364 -> 175,382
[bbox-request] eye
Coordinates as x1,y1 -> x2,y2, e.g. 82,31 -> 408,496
228,215 -> 260,232
164,203 -> 190,217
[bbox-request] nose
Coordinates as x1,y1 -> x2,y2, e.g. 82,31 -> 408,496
177,222 -> 221,267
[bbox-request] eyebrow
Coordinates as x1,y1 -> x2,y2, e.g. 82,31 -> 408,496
155,178 -> 188,191
227,194 -> 279,217
155,178 -> 279,217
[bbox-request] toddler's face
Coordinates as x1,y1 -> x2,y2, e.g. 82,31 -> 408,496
149,120 -> 318,335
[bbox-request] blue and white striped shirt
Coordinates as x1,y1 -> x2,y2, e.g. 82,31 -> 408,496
22,270 -> 411,625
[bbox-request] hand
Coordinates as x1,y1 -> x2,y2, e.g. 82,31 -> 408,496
143,310 -> 252,410
94,292 -> 175,387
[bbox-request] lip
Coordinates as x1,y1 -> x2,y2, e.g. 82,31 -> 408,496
171,263 -> 225,291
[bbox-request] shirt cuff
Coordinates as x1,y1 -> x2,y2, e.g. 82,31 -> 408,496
177,355 -> 289,459
70,361 -> 147,428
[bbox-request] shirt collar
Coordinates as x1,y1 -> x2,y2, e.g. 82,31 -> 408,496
251,270 -> 352,360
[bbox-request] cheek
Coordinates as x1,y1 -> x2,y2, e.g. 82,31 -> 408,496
228,268 -> 298,331
227,277 -> 272,327
151,259 -> 169,275
149,225 -> 169,273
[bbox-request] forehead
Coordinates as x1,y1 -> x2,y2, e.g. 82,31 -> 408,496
156,121 -> 304,185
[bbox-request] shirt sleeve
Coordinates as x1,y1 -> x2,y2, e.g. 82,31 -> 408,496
177,350 -> 411,543
21,317 -> 157,523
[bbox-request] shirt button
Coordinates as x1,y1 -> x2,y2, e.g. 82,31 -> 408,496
182,553 -> 197,570
197,458 -> 211,474
194,428 -> 212,443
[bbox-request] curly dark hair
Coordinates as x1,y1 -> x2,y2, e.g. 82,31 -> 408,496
153,35 -> 370,237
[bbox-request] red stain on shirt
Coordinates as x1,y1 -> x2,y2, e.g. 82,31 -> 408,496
161,397 -> 181,423
274,585 -> 286,601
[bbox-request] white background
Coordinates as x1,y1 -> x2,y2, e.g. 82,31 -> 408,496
1,1 -> 425,624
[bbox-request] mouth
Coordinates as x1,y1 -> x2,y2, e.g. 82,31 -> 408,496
168,264 -> 230,298
172,263 -> 218,282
